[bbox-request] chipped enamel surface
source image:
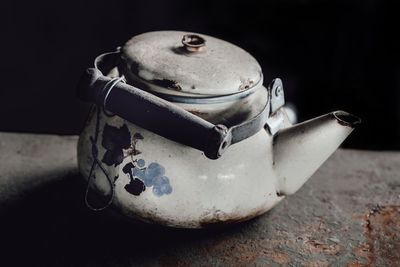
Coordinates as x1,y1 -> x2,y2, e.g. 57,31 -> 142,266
78,107 -> 283,228
78,105 -> 357,228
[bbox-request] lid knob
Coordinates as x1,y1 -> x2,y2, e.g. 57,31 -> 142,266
181,34 -> 206,52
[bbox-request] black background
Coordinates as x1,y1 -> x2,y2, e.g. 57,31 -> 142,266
2,0 -> 399,150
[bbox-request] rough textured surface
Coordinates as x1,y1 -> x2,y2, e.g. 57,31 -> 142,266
0,132 -> 399,267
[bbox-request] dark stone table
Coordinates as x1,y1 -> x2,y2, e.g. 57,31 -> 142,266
0,132 -> 399,267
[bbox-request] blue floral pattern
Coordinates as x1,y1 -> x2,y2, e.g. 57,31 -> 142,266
123,160 -> 172,197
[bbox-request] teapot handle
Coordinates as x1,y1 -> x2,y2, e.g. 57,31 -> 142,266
77,52 -> 285,159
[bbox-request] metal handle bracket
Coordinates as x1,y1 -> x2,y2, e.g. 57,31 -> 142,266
265,78 -> 285,135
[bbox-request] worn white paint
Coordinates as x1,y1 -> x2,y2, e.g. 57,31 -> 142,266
120,31 -> 263,96
78,31 -> 360,228
78,106 -> 358,228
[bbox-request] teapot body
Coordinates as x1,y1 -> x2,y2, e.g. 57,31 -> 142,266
77,31 -> 359,228
78,103 -> 287,228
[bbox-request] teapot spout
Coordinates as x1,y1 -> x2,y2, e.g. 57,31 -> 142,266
273,111 -> 361,195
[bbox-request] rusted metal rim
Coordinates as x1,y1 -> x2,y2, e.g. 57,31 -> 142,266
148,76 -> 263,104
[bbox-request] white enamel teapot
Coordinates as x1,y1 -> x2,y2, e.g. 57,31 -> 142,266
77,31 -> 360,228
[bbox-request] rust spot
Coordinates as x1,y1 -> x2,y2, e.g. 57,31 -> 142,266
351,243 -> 371,267
267,251 -> 290,265
303,238 -> 342,255
204,237 -> 264,266
150,79 -> 182,91
127,62 -> 183,92
353,205 -> 400,266
302,260 -> 329,267
367,205 -> 400,265
347,263 -> 366,267
239,78 -> 254,91
202,237 -> 289,266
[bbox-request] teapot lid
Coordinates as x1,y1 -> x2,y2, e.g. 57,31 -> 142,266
119,31 -> 263,99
